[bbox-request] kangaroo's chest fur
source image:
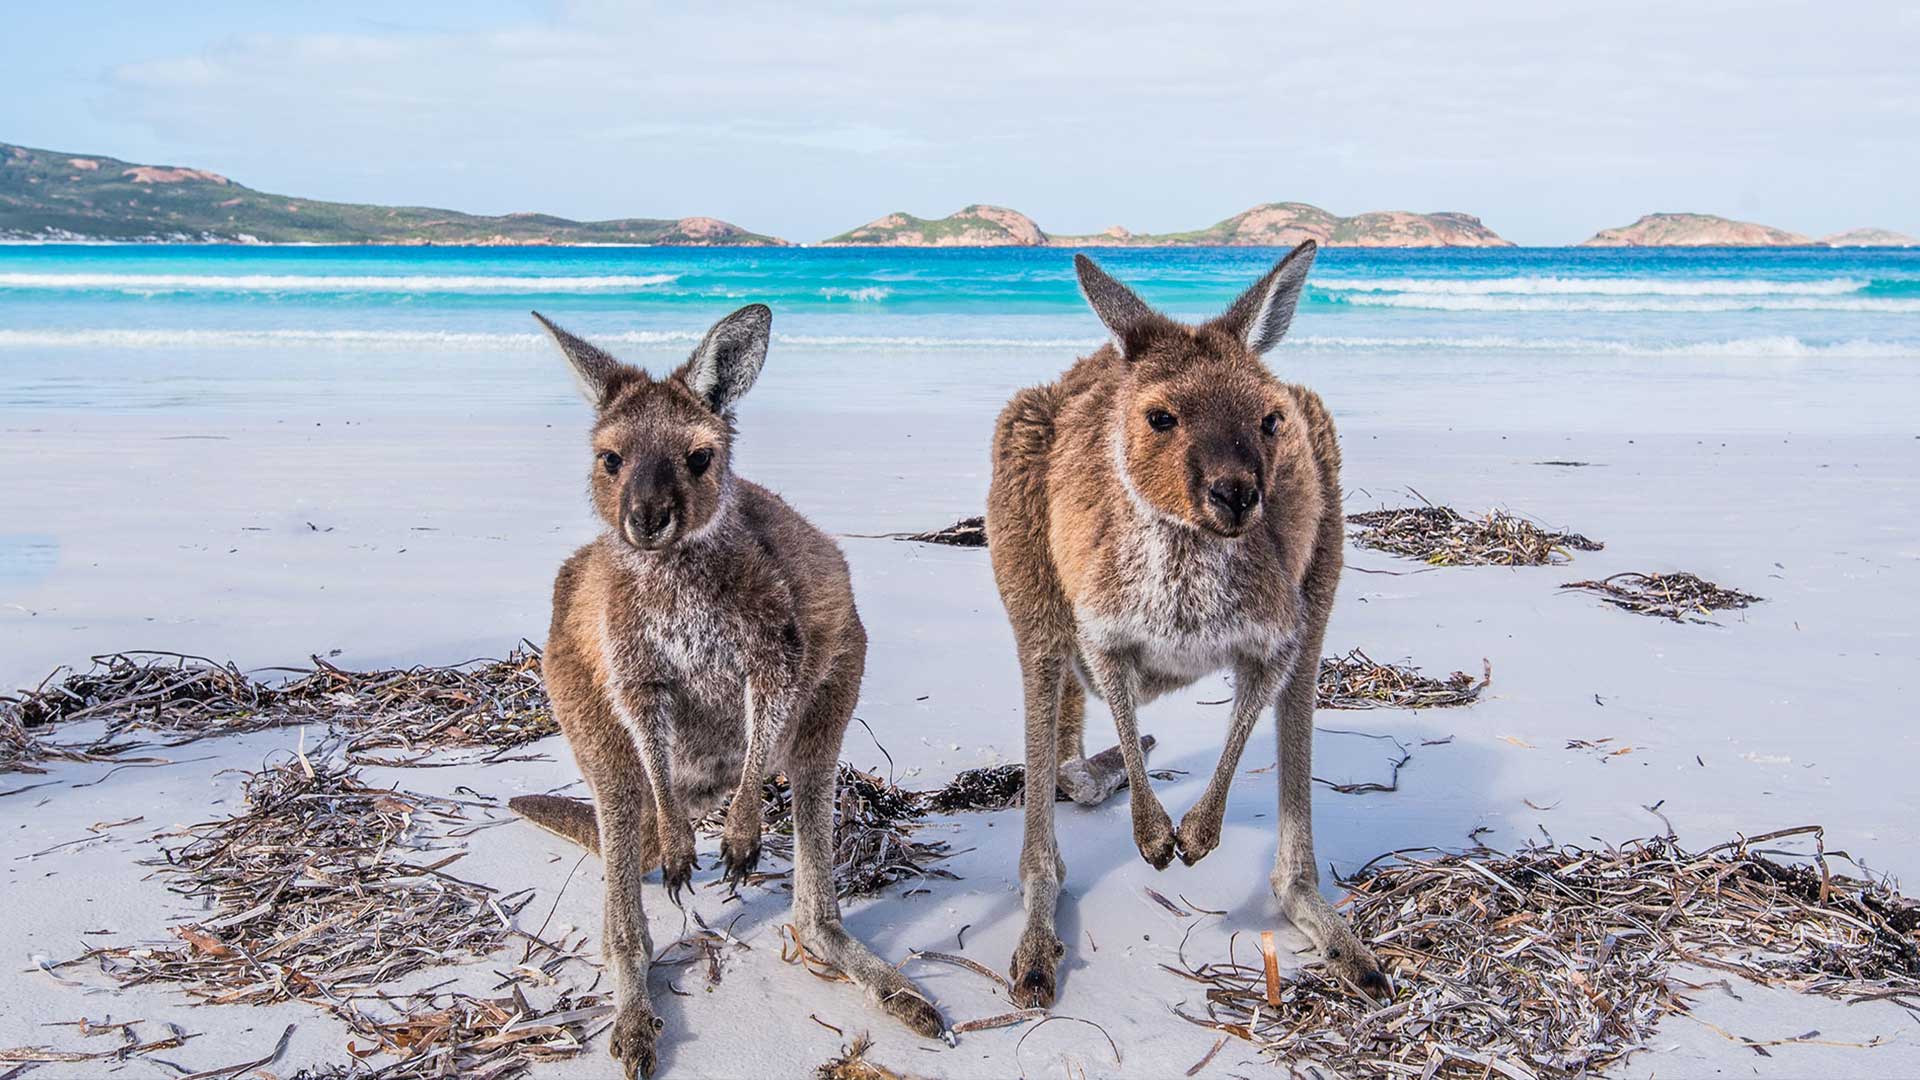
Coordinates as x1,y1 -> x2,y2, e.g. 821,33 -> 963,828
607,537 -> 793,812
1076,515 -> 1303,700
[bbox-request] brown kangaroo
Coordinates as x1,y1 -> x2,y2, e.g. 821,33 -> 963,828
985,241 -> 1389,1008
511,305 -> 946,1078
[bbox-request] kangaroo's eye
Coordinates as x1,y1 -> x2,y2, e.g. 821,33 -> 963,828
1146,409 -> 1177,432
1262,412 -> 1282,436
685,448 -> 714,476
599,450 -> 623,475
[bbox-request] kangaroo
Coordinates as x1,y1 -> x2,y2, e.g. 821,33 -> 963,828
510,305 -> 946,1078
985,241 -> 1389,1008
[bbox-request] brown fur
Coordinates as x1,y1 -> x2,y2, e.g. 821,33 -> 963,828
520,306 -> 946,1077
985,242 -> 1389,1008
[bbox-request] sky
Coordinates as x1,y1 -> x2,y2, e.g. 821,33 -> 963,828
2,1 -> 1914,245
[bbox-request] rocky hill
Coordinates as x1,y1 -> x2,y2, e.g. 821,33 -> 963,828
819,205 -> 1048,247
1823,227 -> 1917,247
1581,213 -> 1812,247
0,142 -> 785,245
824,201 -> 1512,248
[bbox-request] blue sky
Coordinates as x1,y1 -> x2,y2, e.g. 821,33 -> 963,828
3,1 -> 1914,244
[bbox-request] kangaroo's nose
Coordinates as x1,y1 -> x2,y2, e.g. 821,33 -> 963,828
630,500 -> 674,539
1207,476 -> 1261,524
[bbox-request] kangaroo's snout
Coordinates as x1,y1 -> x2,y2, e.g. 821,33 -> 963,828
624,494 -> 678,548
1204,473 -> 1262,532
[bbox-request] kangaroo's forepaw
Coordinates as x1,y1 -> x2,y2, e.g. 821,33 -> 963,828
1133,806 -> 1176,870
719,830 -> 762,888
608,1006 -> 662,1079
1009,933 -> 1064,1009
661,846 -> 697,906
878,977 -> 949,1041
1174,810 -> 1221,866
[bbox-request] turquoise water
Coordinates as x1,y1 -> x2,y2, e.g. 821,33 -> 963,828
1,244 -> 1917,420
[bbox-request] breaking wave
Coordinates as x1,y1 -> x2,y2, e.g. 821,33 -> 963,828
0,272 -> 682,293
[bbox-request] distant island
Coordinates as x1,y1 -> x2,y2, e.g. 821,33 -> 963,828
3,140 -> 1911,248
0,142 -> 786,246
1580,213 -> 1811,247
1823,227 -> 1918,248
821,203 -> 1513,248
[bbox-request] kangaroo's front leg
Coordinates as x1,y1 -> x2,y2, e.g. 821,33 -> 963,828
1084,650 -> 1174,869
720,681 -> 786,887
610,675 -> 697,904
1176,657 -> 1286,865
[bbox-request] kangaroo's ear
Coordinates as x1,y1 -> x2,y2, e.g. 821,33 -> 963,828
683,303 -> 772,414
1075,254 -> 1173,356
532,311 -> 625,406
1213,239 -> 1316,355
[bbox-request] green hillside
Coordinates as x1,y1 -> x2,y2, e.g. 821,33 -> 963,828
0,142 -> 784,245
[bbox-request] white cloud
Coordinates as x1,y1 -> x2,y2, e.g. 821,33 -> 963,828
75,1 -> 1920,242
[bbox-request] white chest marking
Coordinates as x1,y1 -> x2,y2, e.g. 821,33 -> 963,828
1080,514 -> 1295,682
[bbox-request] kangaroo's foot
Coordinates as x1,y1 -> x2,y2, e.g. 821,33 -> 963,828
1009,929 -> 1064,1009
797,919 -> 949,1042
1276,880 -> 1391,998
1174,804 -> 1224,866
608,1005 -> 662,1079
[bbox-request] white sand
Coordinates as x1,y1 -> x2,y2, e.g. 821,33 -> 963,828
4,354 -> 1919,1077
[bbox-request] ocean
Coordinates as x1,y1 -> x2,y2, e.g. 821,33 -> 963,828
1,244 -> 1916,430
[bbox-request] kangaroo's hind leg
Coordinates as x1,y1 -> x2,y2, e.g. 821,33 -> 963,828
785,640 -> 949,1041
1008,646 -> 1071,1006
552,681 -> 665,1079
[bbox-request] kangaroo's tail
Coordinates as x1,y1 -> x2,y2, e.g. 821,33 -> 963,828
508,794 -> 601,854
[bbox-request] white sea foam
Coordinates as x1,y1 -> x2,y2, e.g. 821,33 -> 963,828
1312,275 -> 1870,297
0,328 -> 1103,351
1328,293 -> 1920,314
1291,334 -> 1913,358
0,327 -> 1908,358
0,272 -> 681,292
818,286 -> 892,302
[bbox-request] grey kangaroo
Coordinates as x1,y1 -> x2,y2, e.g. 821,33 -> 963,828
984,241 -> 1390,1007
510,305 -> 945,1077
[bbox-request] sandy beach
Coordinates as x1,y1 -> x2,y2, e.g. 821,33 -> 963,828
5,318 -> 1918,1076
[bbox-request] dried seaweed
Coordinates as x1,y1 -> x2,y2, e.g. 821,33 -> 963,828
708,764 -> 955,898
815,1031 -> 917,1079
1175,826 -> 1918,1078
71,753 -> 523,1009
1317,649 -> 1490,710
55,752 -> 628,1079
1561,571 -> 1762,623
2,647 -> 555,765
1348,504 -> 1602,566
925,738 -> 1174,813
900,516 -> 987,548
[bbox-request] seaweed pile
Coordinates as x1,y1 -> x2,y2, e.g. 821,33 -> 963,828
1348,505 -> 1603,566
69,754 -> 525,1008
901,516 -> 988,548
1317,649 -> 1489,710
1561,571 -> 1763,623
1,647 -> 555,766
1173,826 -> 1917,1078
